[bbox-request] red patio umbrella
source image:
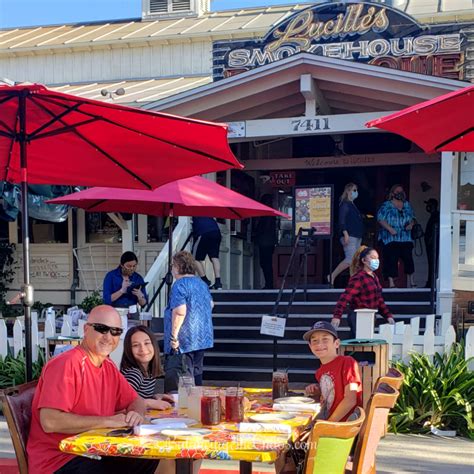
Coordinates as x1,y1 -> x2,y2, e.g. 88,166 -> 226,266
0,83 -> 242,380
48,176 -> 289,297
366,85 -> 474,153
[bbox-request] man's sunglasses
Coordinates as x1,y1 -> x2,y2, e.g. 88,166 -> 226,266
87,323 -> 123,337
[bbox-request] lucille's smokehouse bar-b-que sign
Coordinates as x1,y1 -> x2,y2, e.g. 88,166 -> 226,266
212,2 -> 465,80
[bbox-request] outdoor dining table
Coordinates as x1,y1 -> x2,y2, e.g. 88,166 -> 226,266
59,388 -> 319,474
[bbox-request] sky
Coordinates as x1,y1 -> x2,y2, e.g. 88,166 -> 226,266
0,0 -> 303,28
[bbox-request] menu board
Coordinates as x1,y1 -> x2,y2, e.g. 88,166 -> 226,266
294,186 -> 333,237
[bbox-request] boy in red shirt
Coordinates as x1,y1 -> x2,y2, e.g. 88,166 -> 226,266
304,321 -> 362,421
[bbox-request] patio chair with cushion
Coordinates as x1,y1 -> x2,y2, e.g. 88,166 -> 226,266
0,380 -> 38,474
303,407 -> 366,474
346,383 -> 400,474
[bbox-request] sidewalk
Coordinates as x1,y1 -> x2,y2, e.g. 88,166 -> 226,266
0,419 -> 472,473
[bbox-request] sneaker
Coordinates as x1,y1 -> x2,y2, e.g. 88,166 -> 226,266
210,282 -> 222,290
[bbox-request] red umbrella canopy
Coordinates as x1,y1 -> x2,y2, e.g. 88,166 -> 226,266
366,85 -> 474,153
0,84 -> 242,189
47,176 -> 289,219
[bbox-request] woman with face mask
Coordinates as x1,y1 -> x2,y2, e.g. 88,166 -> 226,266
331,246 -> 395,338
377,184 -> 416,288
328,183 -> 364,286
103,251 -> 148,310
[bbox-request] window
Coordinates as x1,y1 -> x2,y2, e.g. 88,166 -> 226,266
458,153 -> 474,211
17,218 -> 69,244
148,0 -> 191,14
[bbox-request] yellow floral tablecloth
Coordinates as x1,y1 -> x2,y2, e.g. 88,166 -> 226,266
59,389 -> 317,463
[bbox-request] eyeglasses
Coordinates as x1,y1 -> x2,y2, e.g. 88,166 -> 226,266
87,323 -> 123,337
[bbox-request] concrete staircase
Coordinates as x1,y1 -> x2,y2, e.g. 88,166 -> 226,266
203,288 -> 434,384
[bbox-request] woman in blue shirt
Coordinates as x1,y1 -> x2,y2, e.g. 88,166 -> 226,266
103,251 -> 148,309
164,251 -> 214,392
377,184 -> 416,288
329,183 -> 364,286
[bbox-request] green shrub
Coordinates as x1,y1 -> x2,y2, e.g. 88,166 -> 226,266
79,290 -> 103,314
0,349 -> 46,388
389,343 -> 474,439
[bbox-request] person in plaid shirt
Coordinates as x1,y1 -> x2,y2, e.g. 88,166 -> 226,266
331,247 -> 395,337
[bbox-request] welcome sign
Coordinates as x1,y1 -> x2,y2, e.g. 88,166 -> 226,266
213,1 -> 464,81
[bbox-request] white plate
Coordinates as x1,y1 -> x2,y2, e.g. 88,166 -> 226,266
274,396 -> 315,404
161,428 -> 211,438
150,417 -> 198,426
249,413 -> 295,422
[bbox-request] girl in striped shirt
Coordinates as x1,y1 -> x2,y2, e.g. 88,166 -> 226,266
121,326 -> 173,410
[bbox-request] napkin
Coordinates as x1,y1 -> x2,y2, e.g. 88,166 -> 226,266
238,422 -> 291,434
133,422 -> 187,436
272,403 -> 320,413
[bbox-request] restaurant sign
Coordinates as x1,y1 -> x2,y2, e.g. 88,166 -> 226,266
213,1 -> 463,81
270,171 -> 296,187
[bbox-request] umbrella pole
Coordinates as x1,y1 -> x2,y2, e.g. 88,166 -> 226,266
165,205 -> 174,302
19,91 -> 34,382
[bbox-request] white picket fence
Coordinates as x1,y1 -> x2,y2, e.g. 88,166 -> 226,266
0,309 -> 127,367
354,309 -> 474,368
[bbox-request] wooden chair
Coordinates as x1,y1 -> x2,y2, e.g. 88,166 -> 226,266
303,407 -> 366,474
375,367 -> 404,391
346,383 -> 399,474
0,380 -> 38,474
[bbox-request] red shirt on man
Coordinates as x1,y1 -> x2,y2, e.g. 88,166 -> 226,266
27,346 -> 137,474
316,355 -> 362,421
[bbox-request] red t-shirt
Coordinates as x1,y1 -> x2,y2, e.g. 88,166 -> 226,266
27,346 -> 138,474
315,355 -> 362,421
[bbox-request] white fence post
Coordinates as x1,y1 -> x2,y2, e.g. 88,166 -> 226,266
466,327 -> 474,371
440,313 -> 451,336
402,325 -> 413,364
444,326 -> 456,355
13,319 -> 23,357
423,325 -> 435,361
355,309 -> 375,339
380,324 -> 393,361
32,311 -> 39,363
0,319 -> 8,358
411,317 -> 420,336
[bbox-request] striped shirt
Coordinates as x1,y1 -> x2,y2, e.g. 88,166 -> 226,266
121,367 -> 157,399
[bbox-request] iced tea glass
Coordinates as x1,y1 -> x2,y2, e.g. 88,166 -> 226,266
272,370 -> 289,399
225,387 -> 244,423
200,389 -> 221,426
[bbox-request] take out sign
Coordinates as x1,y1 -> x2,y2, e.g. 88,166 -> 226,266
270,171 -> 295,187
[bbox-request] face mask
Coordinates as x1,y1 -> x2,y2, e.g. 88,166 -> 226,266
368,259 -> 379,271
393,192 -> 405,201
351,190 -> 358,200
121,267 -> 134,277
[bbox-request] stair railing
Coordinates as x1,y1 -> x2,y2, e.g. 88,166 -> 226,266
270,227 -> 315,371
144,217 -> 192,317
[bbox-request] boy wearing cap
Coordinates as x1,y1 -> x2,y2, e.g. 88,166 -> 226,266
304,321 -> 362,421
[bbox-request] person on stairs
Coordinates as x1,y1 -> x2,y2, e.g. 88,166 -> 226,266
192,217 -> 223,290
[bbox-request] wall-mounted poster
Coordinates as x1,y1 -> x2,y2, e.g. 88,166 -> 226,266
294,186 -> 333,237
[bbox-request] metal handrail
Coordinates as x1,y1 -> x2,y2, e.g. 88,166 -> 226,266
270,227 -> 315,370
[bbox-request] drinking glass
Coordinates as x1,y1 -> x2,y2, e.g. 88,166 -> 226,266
225,387 -> 244,422
200,389 -> 221,425
272,370 -> 289,399
178,375 -> 195,409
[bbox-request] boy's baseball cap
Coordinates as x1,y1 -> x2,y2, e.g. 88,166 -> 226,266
303,321 -> 338,341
